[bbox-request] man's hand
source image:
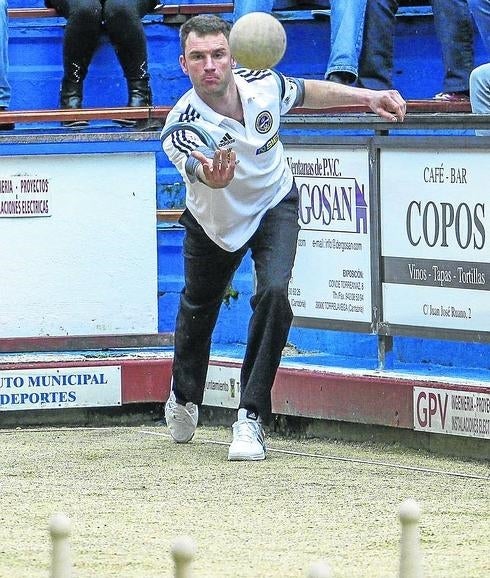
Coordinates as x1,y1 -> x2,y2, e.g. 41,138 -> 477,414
191,148 -> 238,189
366,89 -> 406,122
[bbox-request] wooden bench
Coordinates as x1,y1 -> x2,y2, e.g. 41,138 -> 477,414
4,1 -> 471,121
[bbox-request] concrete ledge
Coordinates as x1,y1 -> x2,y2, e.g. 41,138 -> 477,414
1,352 -> 488,459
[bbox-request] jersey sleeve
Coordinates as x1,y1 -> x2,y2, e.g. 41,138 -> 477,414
161,122 -> 217,183
272,71 -> 305,114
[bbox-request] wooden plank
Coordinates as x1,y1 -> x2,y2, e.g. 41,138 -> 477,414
0,333 -> 173,353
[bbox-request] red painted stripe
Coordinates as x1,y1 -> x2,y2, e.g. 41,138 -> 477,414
272,367 -> 413,428
121,359 -> 171,403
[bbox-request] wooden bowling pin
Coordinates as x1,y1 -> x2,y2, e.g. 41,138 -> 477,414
399,499 -> 423,578
172,536 -> 196,578
49,513 -> 72,578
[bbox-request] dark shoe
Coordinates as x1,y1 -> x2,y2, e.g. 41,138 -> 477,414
433,91 -> 470,102
326,71 -> 356,85
127,78 -> 153,108
0,107 -> 14,130
115,78 -> 152,127
60,79 -> 88,128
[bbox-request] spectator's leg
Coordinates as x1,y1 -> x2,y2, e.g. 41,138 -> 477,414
0,0 -> 13,129
470,63 -> 490,134
47,0 -> 102,109
326,0 -> 368,84
432,0 -> 474,96
0,0 -> 10,110
468,0 -> 490,55
357,0 -> 399,90
103,0 -> 157,109
233,0 -> 275,22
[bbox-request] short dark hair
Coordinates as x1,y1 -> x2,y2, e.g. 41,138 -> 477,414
180,14 -> 232,53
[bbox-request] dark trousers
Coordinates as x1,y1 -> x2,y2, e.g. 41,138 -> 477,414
357,0 -> 398,90
432,0 -> 474,93
45,0 -> 157,81
172,184 -> 300,422
358,0 -> 474,93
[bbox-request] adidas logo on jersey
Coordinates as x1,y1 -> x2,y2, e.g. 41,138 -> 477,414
218,132 -> 236,148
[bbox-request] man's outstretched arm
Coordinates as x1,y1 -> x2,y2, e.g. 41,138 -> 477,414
302,79 -> 407,122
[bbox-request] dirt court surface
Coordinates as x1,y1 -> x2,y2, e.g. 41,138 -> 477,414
0,425 -> 488,578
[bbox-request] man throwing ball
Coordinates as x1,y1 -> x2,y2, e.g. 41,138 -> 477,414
161,15 -> 406,461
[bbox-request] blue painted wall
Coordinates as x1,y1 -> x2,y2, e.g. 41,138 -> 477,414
7,1 -> 490,380
8,1 -> 489,111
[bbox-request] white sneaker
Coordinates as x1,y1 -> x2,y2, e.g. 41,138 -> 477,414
164,390 -> 198,443
228,409 -> 266,461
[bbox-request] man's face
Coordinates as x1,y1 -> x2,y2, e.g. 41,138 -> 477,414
180,32 -> 235,99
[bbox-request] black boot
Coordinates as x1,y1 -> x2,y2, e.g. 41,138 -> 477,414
60,78 -> 88,128
326,71 -> 356,85
115,78 -> 153,128
127,78 -> 152,107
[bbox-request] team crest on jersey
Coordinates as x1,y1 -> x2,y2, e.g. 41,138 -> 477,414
255,111 -> 273,134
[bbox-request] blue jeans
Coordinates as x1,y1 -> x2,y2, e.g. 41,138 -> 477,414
468,0 -> 490,55
326,0 -> 367,79
233,0 -> 367,79
0,0 -> 10,108
358,0 -> 474,92
172,185 -> 300,422
470,62 -> 490,134
432,0 -> 474,93
233,0 -> 274,20
357,0 -> 399,89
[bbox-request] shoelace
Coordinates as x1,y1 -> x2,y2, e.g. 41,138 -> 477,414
234,420 -> 264,444
169,401 -> 195,422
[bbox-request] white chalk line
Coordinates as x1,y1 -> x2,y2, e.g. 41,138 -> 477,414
139,430 -> 489,481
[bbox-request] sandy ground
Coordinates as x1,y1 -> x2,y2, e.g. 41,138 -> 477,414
0,425 -> 488,578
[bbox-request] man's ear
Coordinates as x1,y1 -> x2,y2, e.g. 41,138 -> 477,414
180,54 -> 188,75
231,57 -> 237,69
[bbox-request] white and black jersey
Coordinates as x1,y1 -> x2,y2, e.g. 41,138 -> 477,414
161,69 -> 304,252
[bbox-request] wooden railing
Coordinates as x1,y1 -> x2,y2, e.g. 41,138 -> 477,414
0,98 -> 472,128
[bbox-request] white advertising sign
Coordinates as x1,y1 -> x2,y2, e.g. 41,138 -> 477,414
0,366 -> 122,411
413,386 -> 490,439
0,153 -> 157,338
286,146 -> 372,324
380,149 -> 490,331
0,175 -> 51,217
202,365 -> 241,409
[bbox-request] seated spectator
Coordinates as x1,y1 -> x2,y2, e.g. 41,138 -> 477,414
0,0 -> 14,130
233,0 -> 367,85
357,0 -> 473,101
45,0 -> 158,127
470,62 -> 490,133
